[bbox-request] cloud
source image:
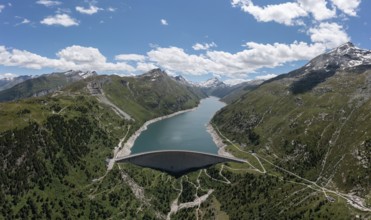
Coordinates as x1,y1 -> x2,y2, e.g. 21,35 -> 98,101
255,73 -> 277,80
56,46 -> 135,71
147,47 -> 213,75
331,0 -> 361,16
0,45 -> 60,69
107,7 -> 116,12
0,45 -> 136,72
224,78 -> 250,85
192,42 -> 217,51
297,0 -> 336,21
161,19 -> 168,25
232,0 -> 308,25
36,0 -> 61,7
232,0 -> 340,25
136,62 -> 158,72
115,54 -> 146,62
21,19 -> 31,24
40,14 -> 79,27
147,41 -> 327,77
76,5 -> 102,15
15,18 -> 31,26
0,73 -> 18,80
308,22 -> 350,48
0,4 -> 5,12
0,39 -> 346,80
57,46 -> 106,64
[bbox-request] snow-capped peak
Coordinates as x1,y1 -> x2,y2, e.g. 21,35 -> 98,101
64,70 -> 97,79
305,42 -> 371,72
198,77 -> 225,88
0,73 -> 19,80
173,75 -> 189,85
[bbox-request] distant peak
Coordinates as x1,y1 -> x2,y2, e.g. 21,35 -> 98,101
304,42 -> 371,72
143,68 -> 167,76
64,70 -> 97,79
328,42 -> 359,56
340,42 -> 355,48
198,77 -> 225,88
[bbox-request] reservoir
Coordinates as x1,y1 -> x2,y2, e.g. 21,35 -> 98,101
131,97 -> 225,154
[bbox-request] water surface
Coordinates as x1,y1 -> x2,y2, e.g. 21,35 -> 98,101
131,97 -> 225,154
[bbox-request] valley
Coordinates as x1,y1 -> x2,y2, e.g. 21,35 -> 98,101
0,43 -> 370,219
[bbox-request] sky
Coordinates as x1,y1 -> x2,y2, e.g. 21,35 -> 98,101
0,0 -> 370,84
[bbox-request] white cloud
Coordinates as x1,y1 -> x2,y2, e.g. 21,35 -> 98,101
192,42 -> 217,51
255,73 -> 277,80
107,7 -> 116,12
56,46 -> 135,71
309,22 -> 350,48
21,19 -> 31,24
224,78 -> 250,85
0,73 -> 18,79
36,0 -> 61,7
297,0 -> 336,21
147,41 -> 326,77
0,4 -> 5,12
331,0 -> 361,16
0,39 -> 347,80
15,18 -> 31,26
161,19 -> 168,25
148,47 -> 212,75
115,54 -> 146,62
76,5 -> 102,15
57,46 -> 106,65
136,62 -> 158,72
40,14 -> 79,27
232,0 -> 339,25
0,45 -> 61,69
232,0 -> 308,25
0,45 -> 135,72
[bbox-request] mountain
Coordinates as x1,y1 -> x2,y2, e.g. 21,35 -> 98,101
212,42 -> 371,216
196,77 -> 263,101
0,70 -> 97,102
198,77 -> 226,88
96,68 -> 206,121
0,75 -> 34,91
1,56 -> 370,218
0,68 -> 206,219
220,80 -> 264,103
265,42 -> 371,94
173,75 -> 189,85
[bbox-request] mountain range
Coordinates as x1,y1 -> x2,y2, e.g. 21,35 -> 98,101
212,42 -> 371,217
0,42 -> 370,219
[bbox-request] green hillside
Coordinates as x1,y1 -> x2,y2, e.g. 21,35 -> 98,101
0,66 -> 369,219
0,71 -> 97,102
0,69 -> 206,219
212,64 -> 371,217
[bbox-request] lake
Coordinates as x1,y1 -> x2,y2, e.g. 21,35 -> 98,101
131,97 -> 225,154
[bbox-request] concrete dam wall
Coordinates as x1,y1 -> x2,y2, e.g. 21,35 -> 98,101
115,150 -> 245,177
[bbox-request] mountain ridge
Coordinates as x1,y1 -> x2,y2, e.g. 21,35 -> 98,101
212,43 -> 371,213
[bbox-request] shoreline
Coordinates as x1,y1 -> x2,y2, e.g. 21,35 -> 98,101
115,105 -> 199,158
206,123 -> 235,158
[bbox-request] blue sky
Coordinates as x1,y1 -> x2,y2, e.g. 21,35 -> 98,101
0,0 -> 370,84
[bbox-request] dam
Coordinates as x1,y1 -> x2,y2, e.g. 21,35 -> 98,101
115,150 -> 245,177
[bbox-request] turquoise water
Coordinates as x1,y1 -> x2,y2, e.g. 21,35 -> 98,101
131,97 -> 225,154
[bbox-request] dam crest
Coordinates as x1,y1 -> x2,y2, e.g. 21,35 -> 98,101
115,150 -> 245,177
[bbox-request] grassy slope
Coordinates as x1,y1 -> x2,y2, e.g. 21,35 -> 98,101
1,68 -> 369,219
0,73 -> 78,102
0,72 -> 204,219
211,67 -> 371,217
103,74 -> 204,122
